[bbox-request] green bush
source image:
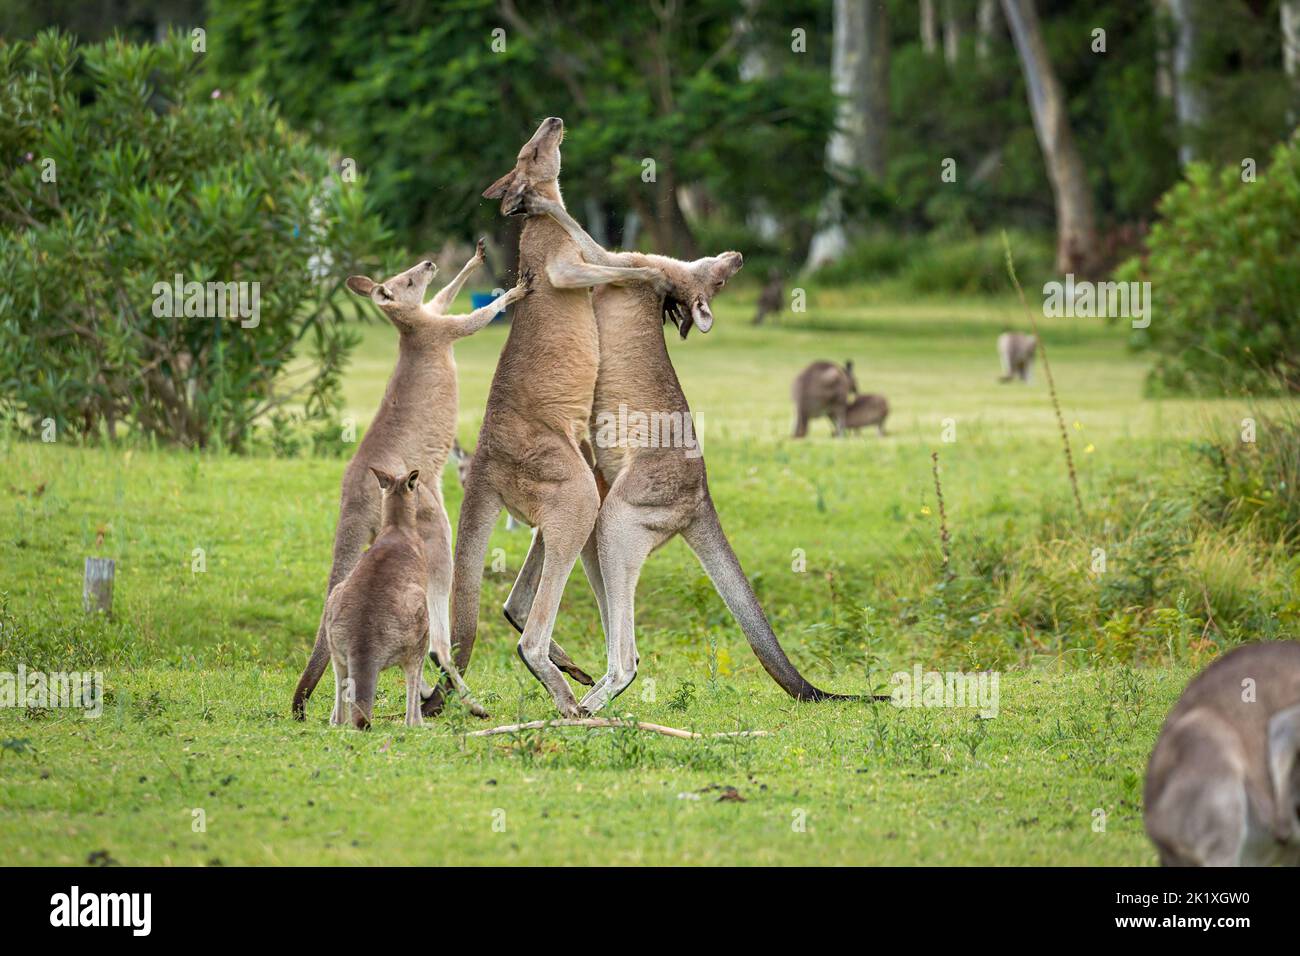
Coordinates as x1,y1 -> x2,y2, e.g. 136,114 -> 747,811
0,30 -> 390,449
1119,136 -> 1300,394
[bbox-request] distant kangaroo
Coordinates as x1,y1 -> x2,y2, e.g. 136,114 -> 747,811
325,469 -> 440,728
504,193 -> 870,713
1145,641 -> 1300,866
752,268 -> 783,325
292,250 -> 525,720
997,332 -> 1037,383
792,360 -> 858,437
424,117 -> 671,719
845,393 -> 889,436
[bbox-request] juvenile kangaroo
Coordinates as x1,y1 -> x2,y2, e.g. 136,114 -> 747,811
791,360 -> 858,437
425,117 -> 671,719
1144,641 -> 1300,866
292,250 -> 523,720
997,331 -> 1037,383
845,393 -> 889,436
752,268 -> 783,325
504,193 -> 868,713
323,469 -> 436,729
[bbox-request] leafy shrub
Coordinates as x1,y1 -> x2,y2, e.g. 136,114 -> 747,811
0,30 -> 389,449
1119,136 -> 1300,394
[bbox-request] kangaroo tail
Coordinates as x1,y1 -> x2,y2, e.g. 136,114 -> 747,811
681,500 -> 874,702
291,616 -> 330,719
348,655 -> 377,730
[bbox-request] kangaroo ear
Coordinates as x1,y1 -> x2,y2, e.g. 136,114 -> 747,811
405,470 -> 420,491
369,467 -> 395,491
844,360 -> 854,375
346,275 -> 375,297
482,169 -> 518,200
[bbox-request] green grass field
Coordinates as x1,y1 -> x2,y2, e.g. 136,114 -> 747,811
1,286 -> 1291,865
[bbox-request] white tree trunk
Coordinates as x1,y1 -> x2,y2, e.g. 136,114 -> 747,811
943,0 -> 962,65
1168,0 -> 1206,166
977,0 -> 999,60
1285,0 -> 1300,123
1153,0 -> 1175,101
806,0 -> 890,270
1001,0 -> 1098,274
921,0 -> 939,54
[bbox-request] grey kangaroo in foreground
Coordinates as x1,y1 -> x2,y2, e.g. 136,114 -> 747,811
791,360 -> 858,437
997,331 -> 1037,383
292,250 -> 524,720
504,192 -> 873,713
424,117 -> 673,719
1145,641 -> 1300,866
324,469 -> 456,728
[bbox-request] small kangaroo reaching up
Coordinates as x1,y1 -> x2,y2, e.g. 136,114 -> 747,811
504,193 -> 870,713
1145,641 -> 1300,866
424,117 -> 671,719
791,360 -> 858,437
997,331 -> 1037,383
845,393 -> 889,436
292,250 -> 524,720
324,469 -> 436,728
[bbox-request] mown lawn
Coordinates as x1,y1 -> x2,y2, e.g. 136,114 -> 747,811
0,287 -> 1276,864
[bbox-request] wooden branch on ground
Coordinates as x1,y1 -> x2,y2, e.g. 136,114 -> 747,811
464,718 -> 770,739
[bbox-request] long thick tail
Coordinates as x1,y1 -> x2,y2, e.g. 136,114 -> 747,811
291,616 -> 330,719
681,499 -> 869,702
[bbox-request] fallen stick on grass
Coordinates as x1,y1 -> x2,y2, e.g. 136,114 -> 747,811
460,718 -> 772,740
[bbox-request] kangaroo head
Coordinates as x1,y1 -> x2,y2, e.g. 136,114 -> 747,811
843,360 -> 859,395
346,260 -> 438,329
663,251 -> 744,338
483,116 -> 565,215
370,467 -> 421,525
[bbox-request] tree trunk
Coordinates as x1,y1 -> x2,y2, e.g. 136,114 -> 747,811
921,0 -> 939,54
1168,0 -> 1206,166
976,0 -> 1000,59
943,0 -> 962,65
1153,0 -> 1175,102
1283,0 -> 1300,123
1001,0 -> 1099,275
806,0 -> 890,269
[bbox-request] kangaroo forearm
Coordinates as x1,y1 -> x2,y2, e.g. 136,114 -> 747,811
446,298 -> 511,338
546,259 -> 661,290
431,255 -> 482,313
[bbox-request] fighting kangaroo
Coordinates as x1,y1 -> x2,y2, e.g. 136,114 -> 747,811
292,250 -> 523,720
425,117 -> 672,718
503,193 -> 869,713
1144,641 -> 1300,866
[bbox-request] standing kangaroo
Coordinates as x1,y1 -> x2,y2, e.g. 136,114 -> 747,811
844,393 -> 890,436
425,117 -> 671,718
292,251 -> 523,720
323,469 -> 439,729
791,360 -> 858,437
997,331 -> 1037,383
503,194 -> 868,712
1145,641 -> 1300,866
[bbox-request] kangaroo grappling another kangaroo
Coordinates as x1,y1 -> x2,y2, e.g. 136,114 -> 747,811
424,118 -> 676,719
499,191 -> 870,713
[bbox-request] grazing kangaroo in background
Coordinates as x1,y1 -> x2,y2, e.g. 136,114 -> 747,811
323,469 -> 438,728
791,360 -> 858,437
997,331 -> 1037,383
292,250 -> 523,720
1145,642 -> 1300,866
425,117 -> 671,719
504,193 -> 869,713
845,393 -> 889,436
752,268 -> 783,325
